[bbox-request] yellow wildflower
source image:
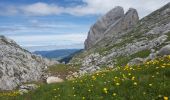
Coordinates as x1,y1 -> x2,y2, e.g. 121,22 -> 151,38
53,89 -> 57,91
164,96 -> 168,100
103,88 -> 107,91
149,84 -> 152,86
161,66 -> 165,68
131,76 -> 135,80
112,93 -> 117,96
116,83 -> 120,86
133,82 -> 137,85
114,76 -> 118,79
128,73 -> 131,76
82,97 -> 85,99
103,88 -> 108,94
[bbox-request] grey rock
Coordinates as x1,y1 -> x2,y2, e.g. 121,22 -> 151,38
128,58 -> 144,66
85,6 -> 124,49
0,36 -> 58,90
158,44 -> 170,56
19,89 -> 29,95
19,84 -> 38,95
145,22 -> 170,35
46,76 -> 64,84
85,7 -> 139,49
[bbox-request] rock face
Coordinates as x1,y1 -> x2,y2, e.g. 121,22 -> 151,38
85,7 -> 139,49
70,3 -> 170,76
0,36 -> 58,90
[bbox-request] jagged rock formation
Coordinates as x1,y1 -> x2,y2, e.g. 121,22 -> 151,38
85,6 -> 139,49
0,36 -> 58,90
69,2 -> 170,77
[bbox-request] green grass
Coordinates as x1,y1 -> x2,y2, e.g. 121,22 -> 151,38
115,50 -> 151,66
166,32 -> 170,41
47,64 -> 80,79
131,50 -> 150,58
1,55 -> 170,100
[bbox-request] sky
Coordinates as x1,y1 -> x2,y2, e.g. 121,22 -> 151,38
0,0 -> 169,51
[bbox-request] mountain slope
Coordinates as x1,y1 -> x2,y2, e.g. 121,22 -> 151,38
2,55 -> 170,100
70,3 -> 170,75
0,36 -> 57,90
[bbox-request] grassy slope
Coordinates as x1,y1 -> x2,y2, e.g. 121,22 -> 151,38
47,64 -> 80,79
1,55 -> 170,100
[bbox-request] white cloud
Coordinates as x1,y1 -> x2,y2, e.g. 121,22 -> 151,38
68,0 -> 169,17
7,34 -> 86,51
1,0 -> 169,17
20,2 -> 64,16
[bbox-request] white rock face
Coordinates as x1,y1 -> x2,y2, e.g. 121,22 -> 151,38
85,7 -> 139,49
0,36 -> 58,90
46,76 -> 64,84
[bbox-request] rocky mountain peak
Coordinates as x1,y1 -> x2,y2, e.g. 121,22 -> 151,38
70,2 -> 170,78
84,6 -> 125,50
84,7 -> 139,50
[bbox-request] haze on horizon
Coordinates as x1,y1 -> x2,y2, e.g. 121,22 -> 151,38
0,0 -> 169,51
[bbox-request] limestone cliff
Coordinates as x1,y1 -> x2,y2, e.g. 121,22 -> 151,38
0,36 -> 58,90
85,7 -> 139,49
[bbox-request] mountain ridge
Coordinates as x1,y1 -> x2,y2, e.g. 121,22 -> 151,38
34,49 -> 81,61
69,2 -> 170,77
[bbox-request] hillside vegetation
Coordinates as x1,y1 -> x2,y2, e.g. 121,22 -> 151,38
1,55 -> 169,100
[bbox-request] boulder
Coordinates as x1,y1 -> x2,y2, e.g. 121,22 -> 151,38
158,44 -> 170,56
46,76 -> 64,84
128,58 -> 144,66
19,84 -> 38,95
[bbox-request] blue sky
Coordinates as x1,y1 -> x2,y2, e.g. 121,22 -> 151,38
0,0 -> 169,51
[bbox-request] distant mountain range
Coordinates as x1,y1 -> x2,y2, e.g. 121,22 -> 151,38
33,49 -> 82,61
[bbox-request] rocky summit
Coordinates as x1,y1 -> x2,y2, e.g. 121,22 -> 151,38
0,36 -> 58,90
70,2 -> 170,77
84,6 -> 139,49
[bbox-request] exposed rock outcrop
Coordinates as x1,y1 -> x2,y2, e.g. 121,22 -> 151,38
85,7 -> 139,49
19,84 -> 38,95
70,3 -> 170,77
128,58 -> 144,66
158,44 -> 170,56
0,36 -> 58,90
